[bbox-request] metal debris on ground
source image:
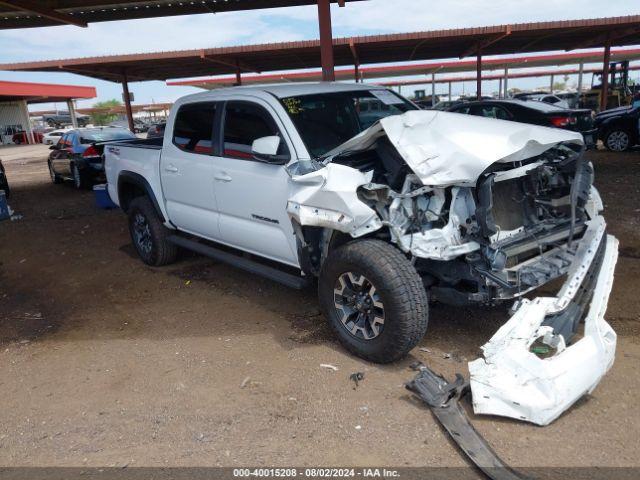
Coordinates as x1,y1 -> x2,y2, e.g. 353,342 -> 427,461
320,363 -> 339,371
349,371 -> 365,389
406,365 -> 529,480
409,361 -> 424,371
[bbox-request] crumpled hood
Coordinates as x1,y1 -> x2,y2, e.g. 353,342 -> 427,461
326,110 -> 584,186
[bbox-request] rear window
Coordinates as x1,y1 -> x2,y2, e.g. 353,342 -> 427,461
172,103 -> 216,155
81,129 -> 136,143
516,100 -> 566,112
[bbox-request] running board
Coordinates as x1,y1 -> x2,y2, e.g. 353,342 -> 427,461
167,235 -> 309,290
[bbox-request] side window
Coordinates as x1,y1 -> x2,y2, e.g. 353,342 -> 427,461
454,106 -> 471,115
479,106 -> 511,120
59,133 -> 69,146
172,102 -> 216,155
222,101 -> 288,160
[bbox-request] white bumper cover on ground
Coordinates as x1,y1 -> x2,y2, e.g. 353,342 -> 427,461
469,217 -> 618,425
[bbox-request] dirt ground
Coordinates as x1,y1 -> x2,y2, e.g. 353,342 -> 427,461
0,144 -> 639,473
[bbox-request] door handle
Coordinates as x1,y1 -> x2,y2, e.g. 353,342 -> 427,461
214,173 -> 232,182
164,165 -> 179,173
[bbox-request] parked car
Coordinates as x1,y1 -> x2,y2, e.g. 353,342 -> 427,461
448,99 -> 598,148
555,92 -> 581,109
42,111 -> 90,128
431,99 -> 465,111
513,92 -> 570,109
48,127 -> 137,189
594,104 -> 640,151
109,119 -> 149,133
146,122 -> 166,138
42,129 -> 68,145
0,158 -> 9,197
103,82 -> 618,425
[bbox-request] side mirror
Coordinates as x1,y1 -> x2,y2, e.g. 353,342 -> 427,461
251,135 -> 287,164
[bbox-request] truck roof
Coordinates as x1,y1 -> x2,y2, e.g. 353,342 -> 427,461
180,82 -> 384,102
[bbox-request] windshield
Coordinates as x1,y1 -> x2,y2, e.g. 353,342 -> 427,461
81,129 -> 136,142
280,90 -> 417,158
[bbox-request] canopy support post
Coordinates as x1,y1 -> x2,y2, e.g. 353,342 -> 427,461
317,0 -> 335,81
476,50 -> 482,100
600,40 -> 611,111
503,67 -> 509,98
431,73 -> 436,106
67,99 -> 79,129
121,71 -> 134,133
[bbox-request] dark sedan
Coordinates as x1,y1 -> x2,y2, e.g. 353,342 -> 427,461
448,99 -> 597,148
594,105 -> 639,152
48,127 -> 136,189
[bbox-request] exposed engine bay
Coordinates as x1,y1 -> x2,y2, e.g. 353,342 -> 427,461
289,110 -> 599,307
286,110 -> 618,425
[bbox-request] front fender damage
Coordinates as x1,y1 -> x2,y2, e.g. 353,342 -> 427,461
287,163 -> 383,237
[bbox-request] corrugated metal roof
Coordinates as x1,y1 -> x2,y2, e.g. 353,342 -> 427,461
0,1 -> 362,29
1,15 -> 639,82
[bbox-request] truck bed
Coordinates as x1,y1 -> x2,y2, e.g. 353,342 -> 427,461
107,136 -> 163,149
104,137 -> 164,214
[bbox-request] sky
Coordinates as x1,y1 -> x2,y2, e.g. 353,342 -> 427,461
0,0 -> 638,112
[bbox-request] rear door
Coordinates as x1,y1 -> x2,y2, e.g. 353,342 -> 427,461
210,99 -> 299,267
159,101 -> 221,240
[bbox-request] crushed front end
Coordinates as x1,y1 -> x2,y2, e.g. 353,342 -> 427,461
287,110 -> 618,424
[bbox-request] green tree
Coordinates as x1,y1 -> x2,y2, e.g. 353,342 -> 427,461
90,99 -> 122,125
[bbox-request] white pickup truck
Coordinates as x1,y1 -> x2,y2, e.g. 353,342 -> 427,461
105,82 -> 619,425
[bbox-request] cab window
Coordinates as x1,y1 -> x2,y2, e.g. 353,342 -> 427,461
172,102 -> 217,155
222,101 -> 288,160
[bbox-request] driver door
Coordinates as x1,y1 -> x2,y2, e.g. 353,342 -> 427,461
210,100 -> 299,267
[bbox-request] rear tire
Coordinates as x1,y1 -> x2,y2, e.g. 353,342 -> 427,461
48,161 -> 62,184
72,164 -> 88,189
319,239 -> 429,363
127,196 -> 177,267
604,129 -> 632,152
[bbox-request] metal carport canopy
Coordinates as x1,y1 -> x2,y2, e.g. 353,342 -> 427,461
166,47 -> 640,88
2,15 -> 640,83
0,0 -> 361,29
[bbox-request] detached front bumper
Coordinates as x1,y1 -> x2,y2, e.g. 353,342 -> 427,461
468,216 -> 618,426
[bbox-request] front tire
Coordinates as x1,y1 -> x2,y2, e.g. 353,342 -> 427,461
127,196 -> 177,267
319,239 -> 429,363
604,129 -> 632,152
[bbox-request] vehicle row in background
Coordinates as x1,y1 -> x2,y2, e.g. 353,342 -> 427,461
146,122 -> 166,138
48,127 -> 137,189
448,99 -> 597,148
41,111 -> 90,128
